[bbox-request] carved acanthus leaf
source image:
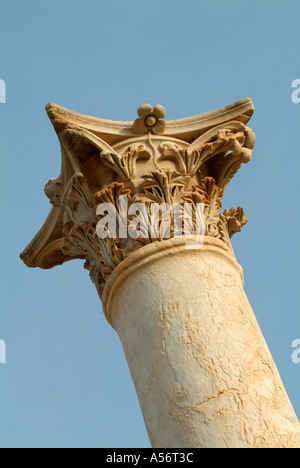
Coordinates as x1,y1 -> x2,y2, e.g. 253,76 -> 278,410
101,144 -> 152,181
158,124 -> 255,188
219,206 -> 248,243
68,174 -> 94,220
140,170 -> 191,205
95,182 -> 130,207
183,178 -> 224,239
44,177 -> 64,207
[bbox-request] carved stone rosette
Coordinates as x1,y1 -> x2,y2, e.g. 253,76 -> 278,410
21,99 -> 255,298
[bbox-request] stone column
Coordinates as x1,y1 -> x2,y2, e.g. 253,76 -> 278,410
21,99 -> 300,448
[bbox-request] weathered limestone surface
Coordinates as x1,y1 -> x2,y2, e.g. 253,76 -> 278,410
21,99 -> 300,448
104,238 -> 300,448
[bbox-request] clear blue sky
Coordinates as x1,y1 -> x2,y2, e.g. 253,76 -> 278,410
0,0 -> 299,448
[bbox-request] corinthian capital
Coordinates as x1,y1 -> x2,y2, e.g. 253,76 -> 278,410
21,98 -> 255,297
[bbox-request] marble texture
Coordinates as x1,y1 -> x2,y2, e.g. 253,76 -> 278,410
103,237 -> 300,448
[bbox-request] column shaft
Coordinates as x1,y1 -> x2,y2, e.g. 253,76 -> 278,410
103,238 -> 300,448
